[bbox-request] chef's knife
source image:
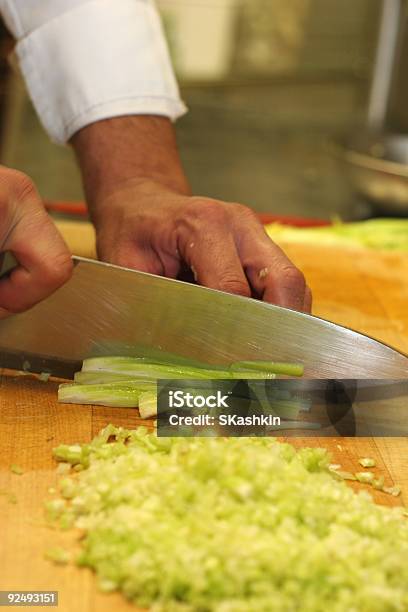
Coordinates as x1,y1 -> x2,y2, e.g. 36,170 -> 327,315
0,256 -> 407,379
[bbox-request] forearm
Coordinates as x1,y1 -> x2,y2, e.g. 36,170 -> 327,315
71,115 -> 191,222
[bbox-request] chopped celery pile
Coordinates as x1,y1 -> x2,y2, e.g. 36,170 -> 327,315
265,218 -> 408,252
58,356 -> 304,415
47,426 -> 408,611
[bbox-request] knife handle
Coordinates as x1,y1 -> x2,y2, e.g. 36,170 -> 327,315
0,252 -> 18,279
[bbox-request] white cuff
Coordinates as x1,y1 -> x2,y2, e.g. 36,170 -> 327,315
14,0 -> 187,144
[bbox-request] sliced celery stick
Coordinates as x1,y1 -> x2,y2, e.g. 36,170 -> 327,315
58,382 -> 155,407
81,359 -> 235,380
230,370 -> 276,380
74,371 -> 153,385
138,392 -> 157,419
82,355 -> 225,373
230,361 -> 304,377
86,348 -> 224,370
81,356 -> 148,371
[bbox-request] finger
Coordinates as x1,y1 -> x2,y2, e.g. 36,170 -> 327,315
233,213 -> 308,310
177,204 -> 251,297
0,175 -> 72,317
96,233 -> 180,278
303,285 -> 313,314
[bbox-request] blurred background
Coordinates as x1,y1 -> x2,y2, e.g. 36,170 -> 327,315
1,0 -> 408,220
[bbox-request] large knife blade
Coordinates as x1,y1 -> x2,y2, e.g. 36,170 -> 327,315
0,256 -> 407,378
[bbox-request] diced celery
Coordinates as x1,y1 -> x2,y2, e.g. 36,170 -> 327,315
358,457 -> 376,468
10,464 -> 24,475
372,476 -> 385,490
382,485 -> 401,497
44,547 -> 70,565
45,426 -> 408,611
330,469 -> 357,481
355,471 -> 375,484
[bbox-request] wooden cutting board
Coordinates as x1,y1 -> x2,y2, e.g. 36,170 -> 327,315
0,221 -> 407,612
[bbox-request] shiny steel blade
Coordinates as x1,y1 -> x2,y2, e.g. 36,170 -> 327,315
0,256 -> 407,378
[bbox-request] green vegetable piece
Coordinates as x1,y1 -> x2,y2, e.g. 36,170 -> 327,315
355,471 -> 375,484
10,464 -> 24,475
372,476 -> 385,490
265,218 -> 408,252
59,354 -> 305,412
138,392 -> 157,419
382,485 -> 401,497
59,478 -> 77,500
74,371 -> 154,385
45,547 -> 71,565
58,382 -> 156,407
81,357 -> 234,380
358,457 -> 376,468
230,360 -> 304,377
56,462 -> 71,475
330,469 -> 357,481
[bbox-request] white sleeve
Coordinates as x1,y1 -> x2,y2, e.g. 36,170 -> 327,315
0,0 -> 187,144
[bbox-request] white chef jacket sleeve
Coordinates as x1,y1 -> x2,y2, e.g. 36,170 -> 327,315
0,0 -> 187,144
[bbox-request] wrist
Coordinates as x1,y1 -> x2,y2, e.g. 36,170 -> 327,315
71,115 -> 191,212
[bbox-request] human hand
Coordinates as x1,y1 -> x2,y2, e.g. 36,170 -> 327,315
0,167 -> 73,318
93,179 -> 312,312
72,116 -> 311,312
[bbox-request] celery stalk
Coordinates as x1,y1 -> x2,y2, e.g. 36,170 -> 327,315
81,358 -> 234,379
58,382 -> 155,407
230,361 -> 304,377
230,370 -> 276,380
74,371 -> 153,385
59,355 -> 305,412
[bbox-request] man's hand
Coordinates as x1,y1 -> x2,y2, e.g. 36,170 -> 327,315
0,167 -> 73,318
72,116 -> 311,312
92,179 -> 311,311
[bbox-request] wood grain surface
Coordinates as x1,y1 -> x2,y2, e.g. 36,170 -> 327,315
0,222 -> 407,611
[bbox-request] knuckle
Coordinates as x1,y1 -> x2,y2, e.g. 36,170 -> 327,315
3,169 -> 37,201
185,198 -> 227,225
41,252 -> 73,287
218,275 -> 251,298
232,202 -> 257,221
280,266 -> 306,291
